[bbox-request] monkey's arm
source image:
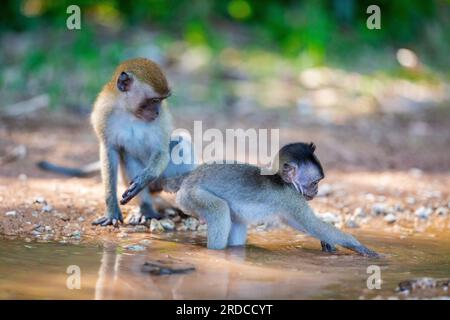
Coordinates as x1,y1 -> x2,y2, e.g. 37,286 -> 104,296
92,144 -> 123,226
284,201 -> 379,257
121,149 -> 170,205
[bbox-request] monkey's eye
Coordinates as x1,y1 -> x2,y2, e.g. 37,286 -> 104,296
150,98 -> 161,104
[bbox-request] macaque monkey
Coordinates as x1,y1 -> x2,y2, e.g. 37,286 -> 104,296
155,142 -> 378,257
88,57 -> 178,226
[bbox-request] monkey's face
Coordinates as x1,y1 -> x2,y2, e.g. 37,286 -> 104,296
282,161 -> 324,200
278,142 -> 325,201
117,71 -> 170,121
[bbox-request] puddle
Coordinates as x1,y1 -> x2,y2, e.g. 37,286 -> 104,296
0,229 -> 449,299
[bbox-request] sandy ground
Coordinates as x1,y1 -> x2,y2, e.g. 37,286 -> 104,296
0,110 -> 449,242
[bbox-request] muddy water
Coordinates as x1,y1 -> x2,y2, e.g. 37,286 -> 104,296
0,229 -> 449,299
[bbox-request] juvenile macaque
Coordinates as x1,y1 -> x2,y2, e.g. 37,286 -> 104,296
88,58 -> 177,226
153,142 -> 378,257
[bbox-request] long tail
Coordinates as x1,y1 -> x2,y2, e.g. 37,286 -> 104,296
37,160 -> 100,178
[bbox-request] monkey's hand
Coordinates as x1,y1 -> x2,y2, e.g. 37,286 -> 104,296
120,176 -> 148,205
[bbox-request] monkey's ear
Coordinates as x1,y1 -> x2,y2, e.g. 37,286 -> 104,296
309,142 -> 316,153
280,162 -> 297,184
117,71 -> 133,92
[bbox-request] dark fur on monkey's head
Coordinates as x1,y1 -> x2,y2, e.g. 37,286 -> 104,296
276,142 -> 325,200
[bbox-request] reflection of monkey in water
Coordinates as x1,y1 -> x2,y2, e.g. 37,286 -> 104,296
152,142 -> 378,257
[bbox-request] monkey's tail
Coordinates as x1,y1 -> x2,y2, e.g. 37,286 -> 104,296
37,161 -> 100,178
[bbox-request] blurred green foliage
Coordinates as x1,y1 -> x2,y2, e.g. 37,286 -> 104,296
1,0 -> 449,58
0,0 -> 449,109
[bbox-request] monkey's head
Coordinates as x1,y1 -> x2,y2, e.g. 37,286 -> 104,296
277,142 -> 324,200
109,58 -> 171,121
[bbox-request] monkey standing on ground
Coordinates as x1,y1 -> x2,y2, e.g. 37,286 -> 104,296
88,58 -> 179,226
135,142 -> 378,257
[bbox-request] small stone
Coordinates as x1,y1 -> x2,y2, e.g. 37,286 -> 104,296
172,215 -> 181,222
160,218 -> 175,231
31,211 -> 38,217
5,211 -> 17,217
365,193 -> 376,202
139,239 -> 151,246
164,208 -> 178,217
184,217 -> 199,231
415,207 -> 432,219
124,244 -> 146,251
31,230 -> 41,236
71,231 -> 81,238
317,212 -> 341,225
42,204 -> 53,212
384,213 -> 397,224
176,223 -> 188,231
435,207 -> 448,216
18,174 -> 27,181
149,219 -> 164,233
44,226 -> 52,232
197,223 -> 207,232
77,216 -> 85,222
54,212 -> 69,221
406,197 -> 416,205
371,203 -> 386,216
132,225 -> 148,233
34,196 -> 46,204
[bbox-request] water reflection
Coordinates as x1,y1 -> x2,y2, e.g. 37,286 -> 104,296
0,229 -> 449,299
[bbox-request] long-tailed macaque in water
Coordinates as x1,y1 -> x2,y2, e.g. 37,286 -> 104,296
146,142 -> 378,257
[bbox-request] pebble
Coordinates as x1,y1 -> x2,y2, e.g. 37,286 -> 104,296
54,212 -> 69,221
384,213 -> 397,224
77,217 -> 85,222
150,219 -> 164,233
164,208 -> 178,217
197,223 -> 207,232
5,211 -> 17,217
34,196 -> 46,204
160,218 -> 175,231
435,207 -> 447,215
406,197 -> 416,205
139,239 -> 151,246
132,225 -> 148,233
317,212 -> 341,225
415,207 -> 432,219
184,217 -> 199,231
371,203 -> 387,216
124,244 -> 146,251
71,231 -> 81,238
31,211 -> 38,217
42,204 -> 53,212
18,174 -> 28,181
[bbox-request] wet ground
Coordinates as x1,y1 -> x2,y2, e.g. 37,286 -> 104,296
1,228 -> 449,300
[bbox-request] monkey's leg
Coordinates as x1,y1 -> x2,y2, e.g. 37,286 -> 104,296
121,155 -> 161,225
285,205 -> 379,257
92,144 -> 123,226
188,188 -> 231,250
227,221 -> 247,247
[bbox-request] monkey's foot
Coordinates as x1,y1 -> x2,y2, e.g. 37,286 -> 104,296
125,203 -> 161,225
92,216 -> 123,227
321,241 -> 337,253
